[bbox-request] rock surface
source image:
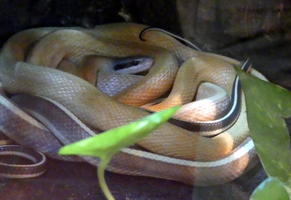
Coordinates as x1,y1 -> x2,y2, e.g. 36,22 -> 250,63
0,158 -> 266,200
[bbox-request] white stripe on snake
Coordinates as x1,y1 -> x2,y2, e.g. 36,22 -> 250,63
0,23 -> 267,185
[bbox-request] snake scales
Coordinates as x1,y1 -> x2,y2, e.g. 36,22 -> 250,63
0,23 -> 265,185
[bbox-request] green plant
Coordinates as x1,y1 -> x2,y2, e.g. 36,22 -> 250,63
59,106 -> 180,200
58,68 -> 291,200
236,68 -> 291,199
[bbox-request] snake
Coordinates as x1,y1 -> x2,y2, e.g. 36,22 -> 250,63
0,23 -> 266,185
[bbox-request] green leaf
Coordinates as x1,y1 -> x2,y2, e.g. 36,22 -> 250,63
236,68 -> 291,197
59,106 -> 180,200
59,106 -> 180,159
250,177 -> 289,200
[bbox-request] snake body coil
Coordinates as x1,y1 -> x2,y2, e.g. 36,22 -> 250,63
0,23 -> 265,185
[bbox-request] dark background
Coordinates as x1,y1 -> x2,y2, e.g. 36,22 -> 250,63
0,0 -> 290,199
0,0 -> 290,89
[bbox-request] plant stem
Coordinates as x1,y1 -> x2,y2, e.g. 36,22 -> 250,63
97,158 -> 115,200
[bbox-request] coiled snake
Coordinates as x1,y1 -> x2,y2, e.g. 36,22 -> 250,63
0,23 -> 265,185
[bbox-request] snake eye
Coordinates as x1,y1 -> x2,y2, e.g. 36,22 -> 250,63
114,60 -> 140,71
113,57 -> 153,75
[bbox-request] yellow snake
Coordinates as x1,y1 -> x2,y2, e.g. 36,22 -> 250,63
0,23 -> 266,185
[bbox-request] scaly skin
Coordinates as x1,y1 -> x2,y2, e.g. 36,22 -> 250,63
0,24 -> 250,161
